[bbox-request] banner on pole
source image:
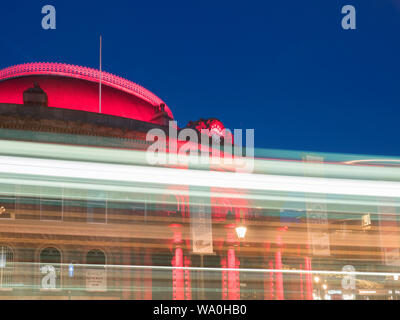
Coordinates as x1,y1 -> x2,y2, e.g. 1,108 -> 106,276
304,155 -> 330,256
190,197 -> 213,254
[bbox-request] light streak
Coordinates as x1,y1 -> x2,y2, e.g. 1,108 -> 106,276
11,262 -> 400,278
1,155 -> 400,199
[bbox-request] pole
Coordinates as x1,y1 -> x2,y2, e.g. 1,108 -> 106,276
99,35 -> 102,114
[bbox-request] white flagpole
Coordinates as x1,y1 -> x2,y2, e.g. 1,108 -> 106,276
99,35 -> 102,114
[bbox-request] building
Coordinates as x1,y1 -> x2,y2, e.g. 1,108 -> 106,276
0,62 -> 398,300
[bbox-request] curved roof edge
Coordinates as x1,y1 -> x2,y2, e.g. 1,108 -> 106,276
0,62 -> 173,119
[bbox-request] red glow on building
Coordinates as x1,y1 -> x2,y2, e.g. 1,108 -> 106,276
0,62 -> 173,124
0,61 -> 322,301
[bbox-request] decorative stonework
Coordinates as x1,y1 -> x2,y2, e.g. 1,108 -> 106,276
0,102 -> 169,146
0,113 -> 148,144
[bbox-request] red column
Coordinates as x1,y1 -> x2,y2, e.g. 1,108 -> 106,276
275,250 -> 284,300
172,247 -> 185,300
184,256 -> 192,300
264,260 -> 274,300
170,223 -> 185,300
221,250 -> 240,300
221,257 -> 228,300
227,248 -> 240,300
275,232 -> 284,300
299,263 -> 304,300
224,223 -> 240,300
304,257 -> 313,300
235,256 -> 240,299
263,243 -> 273,300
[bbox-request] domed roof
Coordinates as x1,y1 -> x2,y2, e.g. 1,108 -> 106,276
0,62 -> 173,124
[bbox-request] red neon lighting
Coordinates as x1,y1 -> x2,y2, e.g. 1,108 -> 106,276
172,247 -> 185,300
227,248 -> 240,300
304,257 -> 313,300
268,260 -> 274,300
299,263 -> 304,300
275,250 -> 284,300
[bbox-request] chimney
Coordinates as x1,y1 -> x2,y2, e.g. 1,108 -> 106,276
23,82 -> 48,107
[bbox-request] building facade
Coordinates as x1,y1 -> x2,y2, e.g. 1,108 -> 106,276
0,62 -> 397,300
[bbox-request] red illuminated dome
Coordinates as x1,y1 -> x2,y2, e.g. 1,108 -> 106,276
0,62 -> 173,124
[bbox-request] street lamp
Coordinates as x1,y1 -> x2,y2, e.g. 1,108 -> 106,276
235,226 -> 247,239
322,284 -> 328,290
313,276 -> 321,299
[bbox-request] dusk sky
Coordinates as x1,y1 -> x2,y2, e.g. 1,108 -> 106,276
1,0 -> 399,156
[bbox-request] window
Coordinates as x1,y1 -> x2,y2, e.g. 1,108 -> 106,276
0,196 -> 15,220
106,201 -> 146,224
39,247 -> 61,289
16,197 -> 40,220
40,247 -> 61,264
40,198 -> 63,221
86,249 -> 106,266
63,199 -> 87,223
86,249 -> 107,292
0,245 -> 14,288
40,187 -> 63,221
87,191 -> 107,224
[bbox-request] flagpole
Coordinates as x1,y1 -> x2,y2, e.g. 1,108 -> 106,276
99,35 -> 102,114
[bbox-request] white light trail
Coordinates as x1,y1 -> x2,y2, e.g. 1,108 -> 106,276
13,262 -> 399,278
0,155 -> 400,199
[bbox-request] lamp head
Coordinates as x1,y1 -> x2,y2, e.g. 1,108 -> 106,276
235,226 -> 247,239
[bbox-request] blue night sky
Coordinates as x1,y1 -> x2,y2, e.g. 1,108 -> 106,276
0,0 -> 399,156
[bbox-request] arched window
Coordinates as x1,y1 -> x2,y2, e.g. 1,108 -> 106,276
86,249 -> 106,266
39,247 -> 61,289
0,245 -> 14,288
40,247 -> 61,264
85,249 -> 107,292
